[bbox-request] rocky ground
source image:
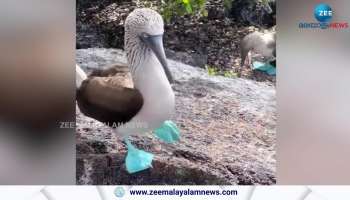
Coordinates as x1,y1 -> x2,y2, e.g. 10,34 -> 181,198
76,48 -> 276,185
77,0 -> 276,82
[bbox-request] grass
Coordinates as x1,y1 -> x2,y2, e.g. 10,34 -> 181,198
206,65 -> 238,78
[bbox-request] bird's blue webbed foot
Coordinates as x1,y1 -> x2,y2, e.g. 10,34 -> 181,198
125,139 -> 154,173
154,120 -> 180,144
252,61 -> 276,75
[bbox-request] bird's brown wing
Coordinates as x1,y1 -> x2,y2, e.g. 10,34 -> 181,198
77,66 -> 143,126
89,63 -> 130,78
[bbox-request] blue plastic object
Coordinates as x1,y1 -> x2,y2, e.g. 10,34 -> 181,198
125,139 -> 154,173
252,61 -> 276,75
154,120 -> 180,144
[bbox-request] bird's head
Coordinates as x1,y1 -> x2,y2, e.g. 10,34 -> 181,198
125,8 -> 173,84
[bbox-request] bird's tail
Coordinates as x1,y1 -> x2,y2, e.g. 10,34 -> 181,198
76,64 -> 87,88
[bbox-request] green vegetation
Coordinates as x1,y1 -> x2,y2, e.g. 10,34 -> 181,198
223,71 -> 238,78
206,65 -> 218,76
160,0 -> 207,23
223,0 -> 233,11
206,65 -> 237,78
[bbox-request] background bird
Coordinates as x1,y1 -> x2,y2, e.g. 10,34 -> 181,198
240,27 -> 276,68
76,8 -> 179,173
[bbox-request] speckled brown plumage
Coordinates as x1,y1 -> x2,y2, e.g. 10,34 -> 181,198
76,65 -> 143,127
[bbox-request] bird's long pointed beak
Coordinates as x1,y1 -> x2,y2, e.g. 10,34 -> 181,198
142,34 -> 174,84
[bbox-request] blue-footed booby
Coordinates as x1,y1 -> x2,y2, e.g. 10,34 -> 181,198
240,29 -> 276,67
76,8 -> 180,173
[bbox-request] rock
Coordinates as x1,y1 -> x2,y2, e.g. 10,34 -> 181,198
165,49 -> 208,69
207,0 -> 226,20
76,48 -> 276,185
76,0 -> 136,49
227,0 -> 276,28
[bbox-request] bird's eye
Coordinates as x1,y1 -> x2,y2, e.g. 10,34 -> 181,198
141,32 -> 149,38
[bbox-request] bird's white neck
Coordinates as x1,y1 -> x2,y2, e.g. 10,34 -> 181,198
131,51 -> 172,98
125,36 -> 175,121
119,46 -> 175,134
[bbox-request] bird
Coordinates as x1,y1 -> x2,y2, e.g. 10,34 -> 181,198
240,28 -> 276,68
76,8 -> 180,173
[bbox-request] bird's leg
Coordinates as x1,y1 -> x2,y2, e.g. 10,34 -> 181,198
154,120 -> 180,144
124,136 -> 154,174
247,51 -> 253,68
240,47 -> 249,67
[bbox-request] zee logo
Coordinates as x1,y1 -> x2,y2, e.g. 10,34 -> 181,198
314,3 -> 333,23
318,10 -> 332,17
